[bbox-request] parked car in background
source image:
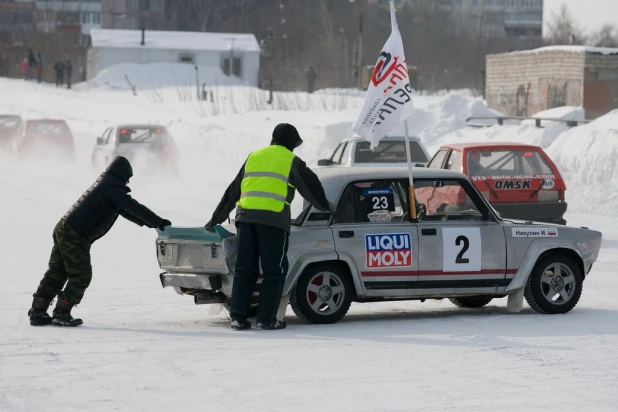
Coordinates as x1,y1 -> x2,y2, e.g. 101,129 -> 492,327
0,115 -> 23,150
427,142 -> 567,225
154,167 -> 601,324
12,119 -> 75,159
91,125 -> 179,173
317,136 -> 430,168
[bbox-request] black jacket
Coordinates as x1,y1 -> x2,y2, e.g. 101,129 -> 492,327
210,123 -> 330,233
63,156 -> 164,243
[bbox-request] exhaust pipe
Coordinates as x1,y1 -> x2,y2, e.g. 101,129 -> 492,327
194,291 -> 226,305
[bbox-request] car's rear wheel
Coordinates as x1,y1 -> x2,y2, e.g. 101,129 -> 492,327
290,263 -> 353,324
524,254 -> 583,314
448,296 -> 494,308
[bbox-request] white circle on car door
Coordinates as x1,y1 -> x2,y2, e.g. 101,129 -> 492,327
442,227 -> 482,272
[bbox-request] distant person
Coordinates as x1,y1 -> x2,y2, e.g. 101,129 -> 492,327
21,58 -> 29,80
306,66 -> 317,94
54,60 -> 65,87
28,156 -> 172,327
65,59 -> 73,89
36,53 -> 44,83
27,49 -> 36,80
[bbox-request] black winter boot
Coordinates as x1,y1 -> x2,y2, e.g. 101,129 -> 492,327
230,318 -> 251,331
52,297 -> 83,327
256,319 -> 287,330
28,297 -> 52,326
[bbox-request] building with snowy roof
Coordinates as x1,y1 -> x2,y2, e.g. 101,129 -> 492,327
486,46 -> 618,119
87,29 -> 260,86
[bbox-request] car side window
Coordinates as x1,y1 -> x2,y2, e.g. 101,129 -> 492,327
445,150 -> 462,172
103,128 -> 113,145
334,179 -> 409,224
330,143 -> 343,163
428,149 -> 448,169
338,142 -> 350,164
414,179 -> 487,221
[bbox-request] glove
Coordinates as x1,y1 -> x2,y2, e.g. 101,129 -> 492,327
158,219 -> 172,231
328,201 -> 337,214
204,221 -> 216,233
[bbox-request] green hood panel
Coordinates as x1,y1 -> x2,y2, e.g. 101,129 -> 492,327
156,226 -> 235,242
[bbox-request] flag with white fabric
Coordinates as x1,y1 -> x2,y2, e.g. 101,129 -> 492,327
353,2 -> 414,148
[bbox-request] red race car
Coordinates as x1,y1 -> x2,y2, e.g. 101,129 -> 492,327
427,142 -> 567,225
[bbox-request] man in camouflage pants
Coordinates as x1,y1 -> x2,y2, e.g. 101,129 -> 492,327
29,156 -> 172,327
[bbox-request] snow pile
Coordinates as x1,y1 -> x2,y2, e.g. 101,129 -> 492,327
546,110 -> 618,215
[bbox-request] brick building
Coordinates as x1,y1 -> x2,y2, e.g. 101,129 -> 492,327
486,46 -> 618,119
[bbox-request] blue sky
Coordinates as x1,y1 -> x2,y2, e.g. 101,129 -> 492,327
544,0 -> 618,34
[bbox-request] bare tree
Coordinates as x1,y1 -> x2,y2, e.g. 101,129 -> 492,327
589,24 -> 618,48
545,4 -> 586,45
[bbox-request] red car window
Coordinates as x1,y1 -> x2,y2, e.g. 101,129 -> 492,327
466,149 -> 554,177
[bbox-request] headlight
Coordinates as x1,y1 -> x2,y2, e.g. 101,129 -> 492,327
538,190 -> 560,202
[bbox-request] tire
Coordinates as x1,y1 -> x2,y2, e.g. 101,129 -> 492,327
448,296 -> 494,308
524,254 -> 583,314
290,263 -> 353,324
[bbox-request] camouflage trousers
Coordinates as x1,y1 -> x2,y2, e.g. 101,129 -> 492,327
34,220 -> 92,305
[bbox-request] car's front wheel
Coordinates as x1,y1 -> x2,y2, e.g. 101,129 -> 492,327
524,254 -> 583,314
448,296 -> 494,308
290,263 -> 353,324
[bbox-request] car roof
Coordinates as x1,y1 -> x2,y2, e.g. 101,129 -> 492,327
25,119 -> 67,123
343,136 -> 421,142
441,142 -> 542,150
116,124 -> 166,129
314,166 -> 466,200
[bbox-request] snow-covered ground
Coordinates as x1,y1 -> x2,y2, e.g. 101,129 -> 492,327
1,74 -> 617,411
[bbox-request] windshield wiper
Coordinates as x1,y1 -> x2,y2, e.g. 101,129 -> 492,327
529,179 -> 546,199
483,179 -> 499,199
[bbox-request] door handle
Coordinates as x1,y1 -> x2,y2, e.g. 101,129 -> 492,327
339,231 -> 355,238
421,228 -> 437,236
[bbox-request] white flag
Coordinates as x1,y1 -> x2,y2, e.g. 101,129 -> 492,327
353,6 -> 414,148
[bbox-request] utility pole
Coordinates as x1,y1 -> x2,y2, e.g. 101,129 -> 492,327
357,11 -> 364,90
472,11 -> 486,94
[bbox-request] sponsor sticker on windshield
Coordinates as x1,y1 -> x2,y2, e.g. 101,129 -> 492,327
365,233 -> 412,268
512,227 -> 559,238
368,210 -> 392,222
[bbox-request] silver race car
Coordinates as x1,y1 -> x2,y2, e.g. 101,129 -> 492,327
155,167 -> 602,324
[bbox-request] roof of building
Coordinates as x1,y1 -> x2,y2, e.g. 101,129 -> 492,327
89,29 -> 260,53
499,45 -> 618,56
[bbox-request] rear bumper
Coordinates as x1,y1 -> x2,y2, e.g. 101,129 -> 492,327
492,201 -> 567,224
159,272 -> 222,291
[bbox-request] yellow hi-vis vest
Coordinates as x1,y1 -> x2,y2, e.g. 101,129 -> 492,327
238,145 -> 296,212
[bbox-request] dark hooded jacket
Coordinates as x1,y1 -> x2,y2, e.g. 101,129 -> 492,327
210,123 -> 330,233
63,156 -> 164,243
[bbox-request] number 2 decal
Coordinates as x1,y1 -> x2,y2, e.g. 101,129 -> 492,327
371,196 -> 389,210
442,228 -> 481,272
455,235 -> 470,264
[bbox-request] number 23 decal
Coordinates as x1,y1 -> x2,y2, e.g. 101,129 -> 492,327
371,196 -> 389,210
442,228 -> 481,272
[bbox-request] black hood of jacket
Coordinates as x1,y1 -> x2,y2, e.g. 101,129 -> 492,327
270,123 -> 303,151
105,156 -> 133,183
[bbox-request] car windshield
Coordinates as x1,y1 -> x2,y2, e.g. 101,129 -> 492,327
117,127 -> 170,144
355,140 -> 428,164
467,149 -> 554,177
26,121 -> 70,137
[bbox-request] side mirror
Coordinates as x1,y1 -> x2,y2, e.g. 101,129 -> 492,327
96,137 -> 104,145
317,159 -> 334,166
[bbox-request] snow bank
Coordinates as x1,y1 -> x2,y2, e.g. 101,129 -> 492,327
546,110 -> 618,215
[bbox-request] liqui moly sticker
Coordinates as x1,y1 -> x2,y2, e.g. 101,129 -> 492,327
512,227 -> 559,238
365,233 -> 412,268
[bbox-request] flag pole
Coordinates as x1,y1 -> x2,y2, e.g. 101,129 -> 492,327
403,118 -> 417,220
390,0 -> 417,220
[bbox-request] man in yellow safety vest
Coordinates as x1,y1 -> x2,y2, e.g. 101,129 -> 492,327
205,123 -> 332,330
